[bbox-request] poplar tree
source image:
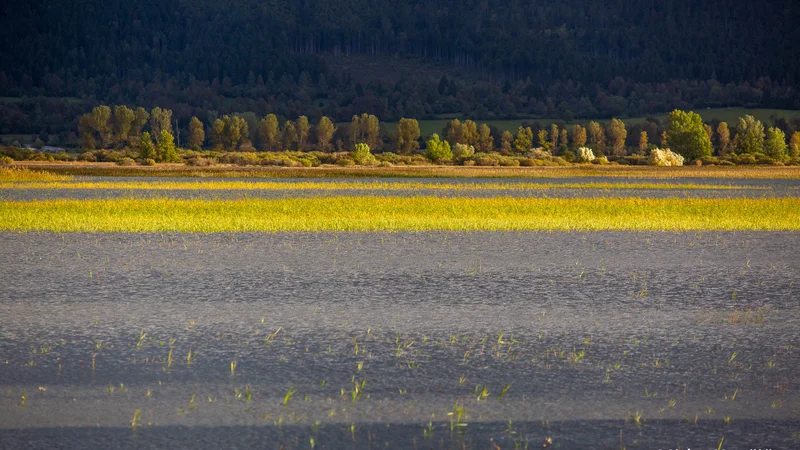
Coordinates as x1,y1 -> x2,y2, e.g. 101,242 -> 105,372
395,118 -> 420,154
607,118 -> 627,156
257,114 -> 280,152
638,131 -> 648,153
716,122 -> 731,155
477,124 -> 493,152
790,131 -> 800,158
316,116 -> 336,152
296,115 -> 310,151
188,116 -> 205,149
113,105 -> 135,146
587,121 -> 606,154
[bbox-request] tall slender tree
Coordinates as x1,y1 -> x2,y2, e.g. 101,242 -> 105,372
91,105 -> 112,148
316,116 -> 336,152
296,115 -> 310,151
188,116 -> 205,149
790,131 -> 800,158
257,114 -> 280,152
607,118 -> 627,156
113,105 -> 135,146
587,121 -> 605,154
638,131 -> 648,153
716,122 -> 731,155
395,118 -> 420,154
477,124 -> 493,152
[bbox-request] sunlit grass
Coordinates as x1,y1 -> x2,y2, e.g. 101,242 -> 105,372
1,197 -> 798,232
19,163 -> 800,179
0,166 -> 72,182
0,179 -> 759,191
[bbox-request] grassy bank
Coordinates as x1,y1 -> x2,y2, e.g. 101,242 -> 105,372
11,163 -> 800,179
2,197 -> 797,232
0,179 -> 759,191
0,166 -> 72,182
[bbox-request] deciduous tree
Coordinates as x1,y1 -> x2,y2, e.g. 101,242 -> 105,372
295,115 -> 310,151
188,116 -> 205,149
316,116 -> 336,152
514,126 -> 533,154
113,105 -> 135,146
734,115 -> 765,154
501,131 -> 513,153
138,131 -> 156,160
638,131 -> 648,153
607,118 -> 627,156
571,124 -> 587,147
149,107 -> 173,143
716,122 -> 731,155
156,129 -> 179,162
395,118 -> 420,154
765,127 -> 787,160
587,121 -> 605,154
790,131 -> 800,158
257,114 -> 280,152
426,133 -> 452,162
666,109 -> 712,161
477,124 -> 493,152
91,105 -> 112,148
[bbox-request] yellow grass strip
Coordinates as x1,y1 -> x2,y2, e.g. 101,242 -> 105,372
0,167 -> 72,182
17,163 -> 800,179
1,197 -> 797,232
0,180 -> 758,191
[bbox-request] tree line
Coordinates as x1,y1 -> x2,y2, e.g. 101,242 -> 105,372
77,105 -> 800,163
2,0 -> 800,146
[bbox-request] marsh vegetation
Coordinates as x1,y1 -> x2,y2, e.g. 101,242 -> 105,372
1,170 -> 798,448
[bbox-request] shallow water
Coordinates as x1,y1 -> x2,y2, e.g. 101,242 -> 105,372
1,232 -> 798,448
2,176 -> 798,201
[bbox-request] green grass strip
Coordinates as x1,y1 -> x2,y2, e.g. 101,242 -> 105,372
1,197 -> 798,232
0,180 -> 757,191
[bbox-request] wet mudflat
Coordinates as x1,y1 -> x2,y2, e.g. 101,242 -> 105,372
1,232 -> 798,449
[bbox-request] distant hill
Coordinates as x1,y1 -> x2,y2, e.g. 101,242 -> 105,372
1,0 -> 798,140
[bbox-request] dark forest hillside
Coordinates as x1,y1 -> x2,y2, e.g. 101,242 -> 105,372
1,0 -> 799,142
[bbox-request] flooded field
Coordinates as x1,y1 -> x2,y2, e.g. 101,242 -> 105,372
1,172 -> 799,448
1,176 -> 799,201
1,231 -> 799,449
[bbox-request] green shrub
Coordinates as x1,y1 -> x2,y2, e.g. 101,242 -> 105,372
117,157 -> 136,166
425,134 -> 452,162
352,143 -> 377,165
733,154 -> 756,165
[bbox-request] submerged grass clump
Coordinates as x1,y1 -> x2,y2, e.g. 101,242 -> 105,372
0,167 -> 72,182
1,197 -> 798,232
